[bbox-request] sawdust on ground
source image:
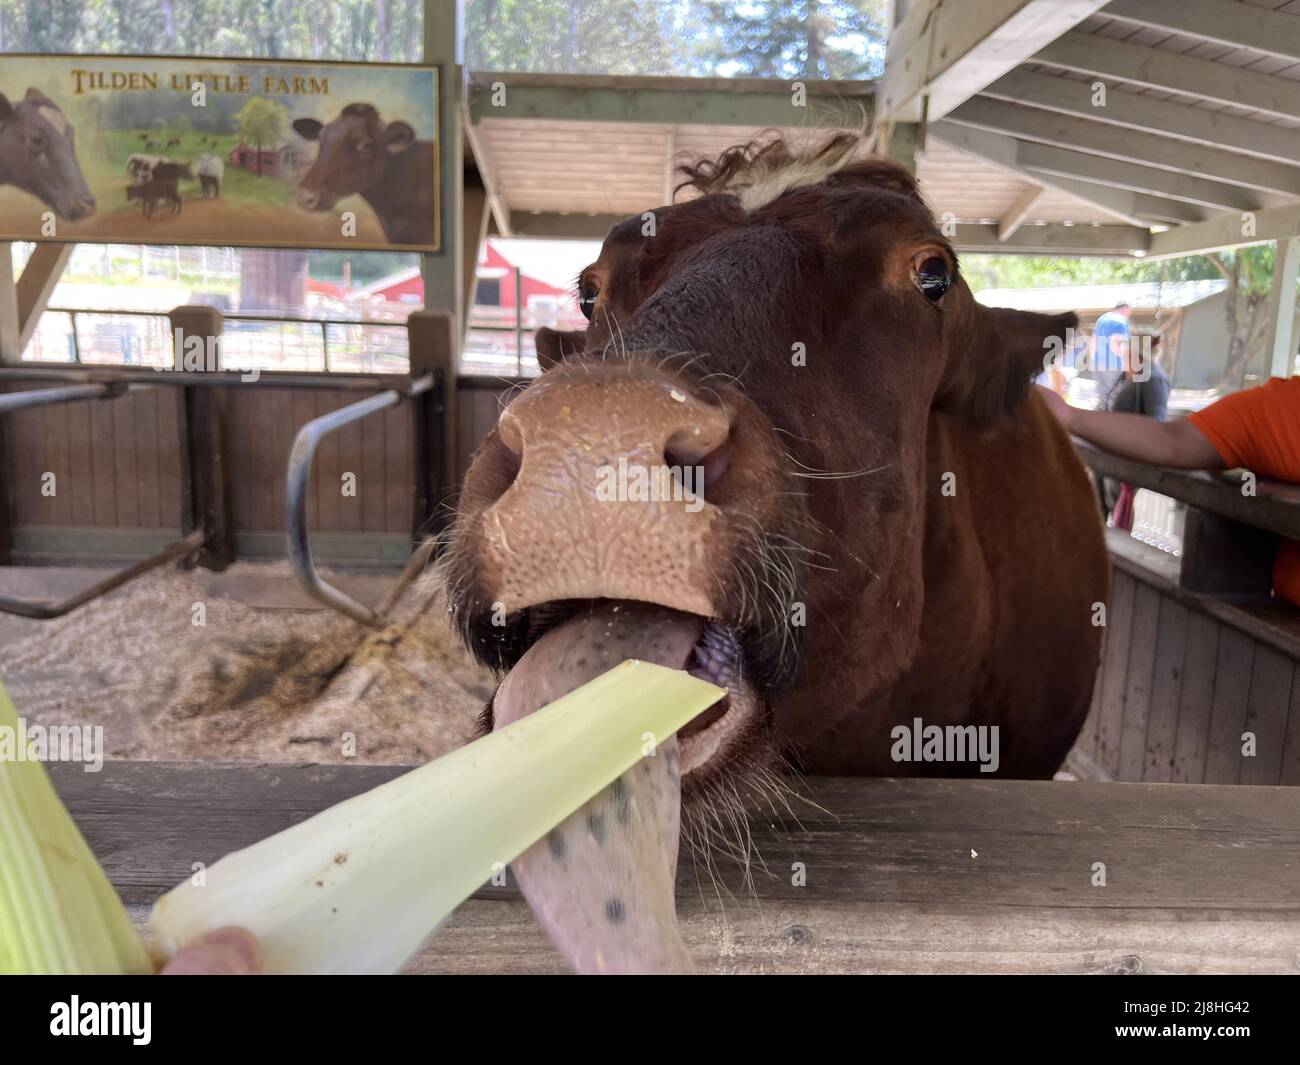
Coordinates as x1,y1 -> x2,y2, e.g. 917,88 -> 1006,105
0,562 -> 493,765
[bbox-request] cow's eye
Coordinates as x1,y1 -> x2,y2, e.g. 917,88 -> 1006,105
915,255 -> 951,302
29,135 -> 46,154
578,281 -> 598,321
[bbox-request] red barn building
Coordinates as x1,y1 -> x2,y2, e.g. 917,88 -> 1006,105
353,242 -> 577,322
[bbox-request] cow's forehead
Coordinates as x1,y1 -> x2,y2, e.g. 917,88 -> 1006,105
36,105 -> 69,136
330,109 -> 382,137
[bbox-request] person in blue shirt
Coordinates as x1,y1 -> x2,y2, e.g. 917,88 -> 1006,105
1090,301 -> 1132,410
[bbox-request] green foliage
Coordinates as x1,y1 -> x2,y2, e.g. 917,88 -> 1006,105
466,0 -> 689,76
963,253 -> 1225,294
0,0 -> 424,61
697,0 -> 886,79
464,0 -> 885,77
233,96 -> 287,161
307,249 -> 419,284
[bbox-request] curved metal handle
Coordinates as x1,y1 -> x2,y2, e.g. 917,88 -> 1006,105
285,375 -> 434,626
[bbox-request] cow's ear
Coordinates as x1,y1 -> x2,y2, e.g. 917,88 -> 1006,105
292,118 -> 322,141
383,121 -> 415,154
0,94 -> 13,124
937,292 -> 1077,430
535,327 -> 586,371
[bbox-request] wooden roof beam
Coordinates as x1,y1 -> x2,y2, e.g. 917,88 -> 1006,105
1034,29 -> 1300,123
1104,0 -> 1300,65
468,72 -> 871,129
879,0 -> 1110,122
945,97 -> 1300,197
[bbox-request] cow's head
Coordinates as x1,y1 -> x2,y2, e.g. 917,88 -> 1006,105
291,104 -> 415,211
0,89 -> 96,221
445,132 -> 1074,796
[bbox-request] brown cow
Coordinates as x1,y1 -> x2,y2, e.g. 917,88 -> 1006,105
290,104 -> 434,245
447,132 -> 1108,786
0,88 -> 95,221
443,133 -> 1109,971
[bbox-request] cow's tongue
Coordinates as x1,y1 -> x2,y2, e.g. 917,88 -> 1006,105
492,601 -> 704,974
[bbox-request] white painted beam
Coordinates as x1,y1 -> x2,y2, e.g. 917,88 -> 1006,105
0,244 -> 18,363
1035,30 -> 1300,123
1009,138 -> 1273,214
998,183 -> 1044,241
928,121 -> 1193,229
880,0 -> 1110,121
1147,203 -> 1300,258
462,113 -> 512,237
15,243 -> 72,354
982,69 -> 1300,169
945,97 -> 1300,196
954,222 -> 1150,255
1104,0 -> 1300,65
1269,236 -> 1300,378
508,208 -> 1149,253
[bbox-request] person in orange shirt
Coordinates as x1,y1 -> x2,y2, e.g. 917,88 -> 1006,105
1037,375 -> 1300,608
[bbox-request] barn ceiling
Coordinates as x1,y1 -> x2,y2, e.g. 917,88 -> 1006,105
467,1 -> 1300,258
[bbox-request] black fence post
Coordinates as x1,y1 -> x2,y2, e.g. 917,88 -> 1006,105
406,310 -> 456,546
170,305 -> 235,570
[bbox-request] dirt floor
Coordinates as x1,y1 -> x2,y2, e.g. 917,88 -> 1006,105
0,561 -> 494,765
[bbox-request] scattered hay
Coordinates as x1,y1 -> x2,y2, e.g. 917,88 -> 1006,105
0,562 -> 493,765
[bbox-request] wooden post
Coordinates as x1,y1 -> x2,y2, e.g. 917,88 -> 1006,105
169,305 -> 234,570
15,244 -> 72,354
421,0 -> 464,329
0,408 -> 11,564
407,310 -> 456,544
1179,507 -> 1277,601
462,174 -> 489,335
1268,235 -> 1300,378
0,244 -> 19,363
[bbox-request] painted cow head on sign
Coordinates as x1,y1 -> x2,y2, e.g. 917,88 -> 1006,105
0,89 -> 96,221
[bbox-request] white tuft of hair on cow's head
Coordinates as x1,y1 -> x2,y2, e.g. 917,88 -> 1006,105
674,124 -> 881,211
38,105 -> 68,137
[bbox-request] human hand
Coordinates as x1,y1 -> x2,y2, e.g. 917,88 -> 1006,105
159,927 -> 259,975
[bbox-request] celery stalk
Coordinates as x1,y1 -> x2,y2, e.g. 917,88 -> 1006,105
150,660 -> 724,974
0,682 -> 153,975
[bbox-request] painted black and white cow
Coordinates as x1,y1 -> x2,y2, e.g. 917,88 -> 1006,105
0,89 -> 95,221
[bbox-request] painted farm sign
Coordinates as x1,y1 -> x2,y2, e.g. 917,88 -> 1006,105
0,55 -> 439,251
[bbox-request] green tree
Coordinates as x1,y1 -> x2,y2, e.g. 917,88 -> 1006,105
1205,246 -> 1276,389
698,0 -> 886,79
233,96 -> 287,175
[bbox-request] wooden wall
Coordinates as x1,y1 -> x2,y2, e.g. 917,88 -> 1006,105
2,385 -> 184,532
1,378 -> 413,562
456,377 -> 518,480
219,386 -> 412,538
1076,554 -> 1300,786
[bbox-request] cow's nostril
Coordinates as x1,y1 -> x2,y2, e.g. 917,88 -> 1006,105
666,438 -> 732,496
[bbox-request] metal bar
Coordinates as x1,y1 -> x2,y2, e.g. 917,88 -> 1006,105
0,367 -> 405,390
321,320 -> 329,373
0,529 -> 204,619
286,374 -> 435,626
69,310 -> 81,364
45,307 -> 396,329
514,266 -> 523,378
0,381 -> 133,414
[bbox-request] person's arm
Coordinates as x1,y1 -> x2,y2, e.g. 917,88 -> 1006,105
1034,385 -> 1225,469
